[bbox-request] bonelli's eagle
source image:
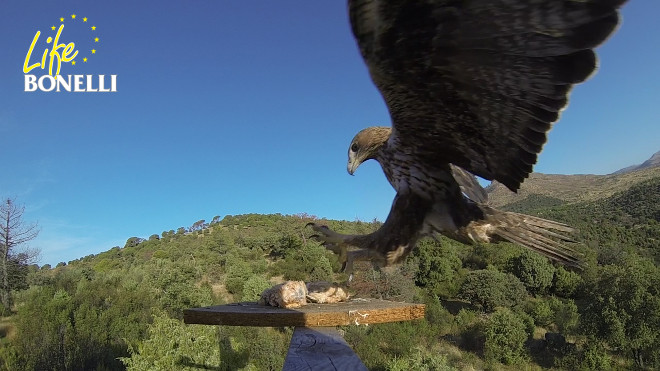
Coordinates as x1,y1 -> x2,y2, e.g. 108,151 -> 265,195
308,0 -> 627,274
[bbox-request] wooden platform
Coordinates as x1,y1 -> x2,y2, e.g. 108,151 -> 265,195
184,299 -> 425,327
184,299 -> 425,370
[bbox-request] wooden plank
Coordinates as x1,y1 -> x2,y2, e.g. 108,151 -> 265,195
282,327 -> 368,371
184,299 -> 425,327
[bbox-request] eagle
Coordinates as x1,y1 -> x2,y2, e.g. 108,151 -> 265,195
308,0 -> 627,275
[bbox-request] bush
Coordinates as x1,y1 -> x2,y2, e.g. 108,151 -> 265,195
224,254 -> 254,296
458,269 -> 527,312
552,266 -> 582,298
122,313 -> 220,371
505,250 -> 555,296
274,243 -> 334,282
484,308 -> 528,365
528,299 -> 554,327
241,275 -> 271,302
386,347 -> 455,371
579,257 -> 660,368
414,239 -> 462,298
550,297 -> 579,335
555,339 -> 611,371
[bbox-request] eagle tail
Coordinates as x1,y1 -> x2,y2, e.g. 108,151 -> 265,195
491,210 -> 581,267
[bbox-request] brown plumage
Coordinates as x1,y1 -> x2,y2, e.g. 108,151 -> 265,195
309,0 -> 627,273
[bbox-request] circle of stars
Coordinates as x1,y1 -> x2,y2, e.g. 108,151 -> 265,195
49,13 -> 99,67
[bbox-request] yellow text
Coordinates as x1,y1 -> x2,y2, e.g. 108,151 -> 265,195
23,25 -> 78,76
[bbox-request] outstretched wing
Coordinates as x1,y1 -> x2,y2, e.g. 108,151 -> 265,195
349,0 -> 626,191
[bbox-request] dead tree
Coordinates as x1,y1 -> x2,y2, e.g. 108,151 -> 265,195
0,198 -> 39,310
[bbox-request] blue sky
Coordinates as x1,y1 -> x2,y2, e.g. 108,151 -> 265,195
1,1 -> 658,266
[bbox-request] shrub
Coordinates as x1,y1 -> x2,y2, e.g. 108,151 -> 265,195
414,239 -> 462,298
505,250 -> 555,295
484,308 -> 528,365
552,266 -> 582,298
550,297 -> 579,335
528,299 -> 553,327
458,269 -> 527,312
241,275 -> 271,302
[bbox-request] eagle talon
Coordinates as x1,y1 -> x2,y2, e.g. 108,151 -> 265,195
305,223 -> 348,245
306,223 -> 357,282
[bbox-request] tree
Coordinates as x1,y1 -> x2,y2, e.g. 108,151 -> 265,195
580,256 -> 660,368
413,239 -> 462,298
505,250 -> 555,296
458,269 -> 527,312
484,308 -> 528,365
122,313 -> 221,371
190,219 -> 206,232
552,266 -> 582,298
124,237 -> 145,248
242,275 -> 271,301
0,198 -> 39,311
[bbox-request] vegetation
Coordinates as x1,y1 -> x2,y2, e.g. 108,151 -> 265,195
0,199 -> 39,313
0,171 -> 658,370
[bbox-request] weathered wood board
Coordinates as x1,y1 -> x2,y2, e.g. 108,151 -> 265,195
183,299 -> 425,327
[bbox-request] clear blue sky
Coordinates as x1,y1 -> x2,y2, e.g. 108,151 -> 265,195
1,1 -> 658,266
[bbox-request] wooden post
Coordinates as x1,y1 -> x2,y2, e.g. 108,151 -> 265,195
184,299 -> 425,370
283,327 -> 368,370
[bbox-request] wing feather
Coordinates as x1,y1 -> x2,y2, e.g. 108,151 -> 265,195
349,0 -> 626,191
450,164 -> 488,204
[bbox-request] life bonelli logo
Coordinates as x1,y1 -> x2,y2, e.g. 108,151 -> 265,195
23,14 -> 117,92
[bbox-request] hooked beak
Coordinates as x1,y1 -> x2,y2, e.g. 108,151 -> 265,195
347,160 -> 359,176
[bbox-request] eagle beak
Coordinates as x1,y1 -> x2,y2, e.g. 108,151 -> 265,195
347,160 -> 358,176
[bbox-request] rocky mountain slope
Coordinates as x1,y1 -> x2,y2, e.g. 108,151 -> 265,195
613,150 -> 660,174
486,151 -> 660,208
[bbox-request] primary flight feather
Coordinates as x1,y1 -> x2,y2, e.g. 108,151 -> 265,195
309,0 -> 627,273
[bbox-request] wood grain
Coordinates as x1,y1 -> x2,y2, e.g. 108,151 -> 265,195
183,299 -> 425,327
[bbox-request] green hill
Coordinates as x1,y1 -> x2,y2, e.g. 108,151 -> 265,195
486,165 -> 660,208
0,172 -> 658,370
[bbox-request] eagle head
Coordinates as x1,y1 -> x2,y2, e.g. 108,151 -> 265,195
347,126 -> 391,175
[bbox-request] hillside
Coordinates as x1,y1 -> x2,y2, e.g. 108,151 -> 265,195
501,176 -> 660,263
1,159 -> 659,370
613,150 -> 660,174
486,161 -> 660,208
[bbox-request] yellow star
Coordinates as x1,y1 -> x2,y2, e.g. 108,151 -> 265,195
83,17 -> 88,22
71,60 -> 76,66
94,37 -> 99,42
91,49 -> 96,54
83,57 -> 88,62
60,17 -> 64,22
91,26 -> 96,31
71,14 -> 76,19
51,25 -> 56,30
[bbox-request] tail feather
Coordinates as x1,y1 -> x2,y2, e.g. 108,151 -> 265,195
514,212 -> 575,234
496,228 -> 580,267
510,212 -> 576,242
495,211 -> 581,267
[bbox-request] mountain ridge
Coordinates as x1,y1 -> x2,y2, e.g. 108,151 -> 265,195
487,150 -> 660,208
613,150 -> 660,174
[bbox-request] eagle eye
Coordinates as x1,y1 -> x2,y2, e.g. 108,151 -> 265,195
351,143 -> 359,152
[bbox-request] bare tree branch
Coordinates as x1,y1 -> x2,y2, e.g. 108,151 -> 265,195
0,198 -> 40,310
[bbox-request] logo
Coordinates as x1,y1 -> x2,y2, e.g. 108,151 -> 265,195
23,14 -> 117,93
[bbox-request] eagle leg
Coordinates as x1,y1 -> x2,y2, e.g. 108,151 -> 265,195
306,222 -> 385,282
306,223 -> 351,244
307,222 -> 354,280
